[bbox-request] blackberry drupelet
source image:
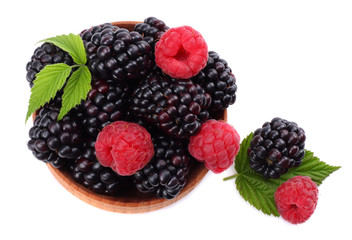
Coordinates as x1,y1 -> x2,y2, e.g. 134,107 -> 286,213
134,131 -> 190,199
79,76 -> 130,138
27,99 -> 83,168
126,110 -> 154,132
26,42 -> 73,88
192,51 -> 237,113
130,70 -> 212,138
134,17 -> 169,51
68,139 -> 124,195
80,23 -> 119,43
248,118 -> 306,178
84,27 -> 154,84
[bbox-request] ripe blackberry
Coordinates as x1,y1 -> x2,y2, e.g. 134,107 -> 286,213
192,51 -> 237,113
130,70 -> 212,138
68,140 -> 124,195
126,110 -> 149,129
248,118 -> 306,178
26,42 -> 73,88
84,27 -> 154,84
134,131 -> 190,199
80,23 -> 119,43
79,76 -> 130,138
134,17 -> 169,51
27,99 -> 83,168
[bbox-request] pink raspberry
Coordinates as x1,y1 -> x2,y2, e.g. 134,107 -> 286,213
95,121 -> 154,176
155,26 -> 208,79
188,120 -> 240,173
275,176 -> 319,224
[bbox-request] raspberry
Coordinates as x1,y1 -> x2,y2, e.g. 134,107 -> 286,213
155,26 -> 208,79
275,176 -> 318,224
188,120 -> 240,173
95,121 -> 154,176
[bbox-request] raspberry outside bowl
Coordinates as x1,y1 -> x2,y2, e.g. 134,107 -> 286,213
43,21 -> 227,213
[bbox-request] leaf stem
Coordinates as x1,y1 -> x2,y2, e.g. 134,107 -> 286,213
71,64 -> 83,68
223,174 -> 238,181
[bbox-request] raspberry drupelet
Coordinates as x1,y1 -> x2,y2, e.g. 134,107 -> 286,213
275,176 -> 318,224
155,26 -> 208,79
188,119 -> 240,173
95,121 -> 154,176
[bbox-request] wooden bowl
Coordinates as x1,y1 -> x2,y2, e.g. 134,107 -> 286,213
46,21 -> 228,213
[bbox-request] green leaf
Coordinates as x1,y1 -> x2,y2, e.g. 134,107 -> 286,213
234,132 -> 253,174
274,151 -> 341,186
58,65 -> 91,121
25,63 -> 72,122
40,33 -> 86,65
232,132 -> 341,216
236,173 -> 280,216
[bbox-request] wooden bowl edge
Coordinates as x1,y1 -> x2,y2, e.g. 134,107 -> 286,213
48,163 -> 209,214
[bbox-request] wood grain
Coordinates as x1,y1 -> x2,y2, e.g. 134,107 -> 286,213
45,21 -> 227,213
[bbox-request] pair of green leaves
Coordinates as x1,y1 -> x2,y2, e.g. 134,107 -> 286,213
25,34 -> 91,122
225,133 -> 341,216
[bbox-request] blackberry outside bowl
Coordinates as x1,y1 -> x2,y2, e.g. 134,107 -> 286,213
44,21 -> 227,213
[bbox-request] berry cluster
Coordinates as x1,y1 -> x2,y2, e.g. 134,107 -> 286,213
78,76 -> 130,138
188,120 -> 240,173
192,51 -> 237,113
275,176 -> 318,224
26,17 -> 238,200
134,131 -> 190,199
130,71 -> 212,138
248,117 -> 306,178
27,97 -> 83,168
85,27 -> 154,83
245,118 -> 319,224
68,139 -> 124,196
134,17 -> 169,51
26,43 -> 73,88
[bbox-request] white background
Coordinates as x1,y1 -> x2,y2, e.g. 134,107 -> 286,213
1,0 -> 351,239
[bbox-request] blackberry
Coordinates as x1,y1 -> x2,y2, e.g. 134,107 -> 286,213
84,26 -> 154,84
134,17 -> 169,51
79,76 -> 130,138
248,118 -> 306,178
68,139 -> 124,196
130,70 -> 212,138
27,100 -> 83,168
134,131 -> 190,199
26,43 -> 73,88
125,110 -> 154,132
80,23 -> 119,43
192,51 -> 237,113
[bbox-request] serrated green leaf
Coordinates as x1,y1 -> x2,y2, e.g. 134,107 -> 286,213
236,173 -> 280,216
57,65 -> 91,120
40,33 -> 86,65
279,150 -> 341,185
25,64 -> 72,122
234,132 -> 253,174
232,132 -> 341,217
